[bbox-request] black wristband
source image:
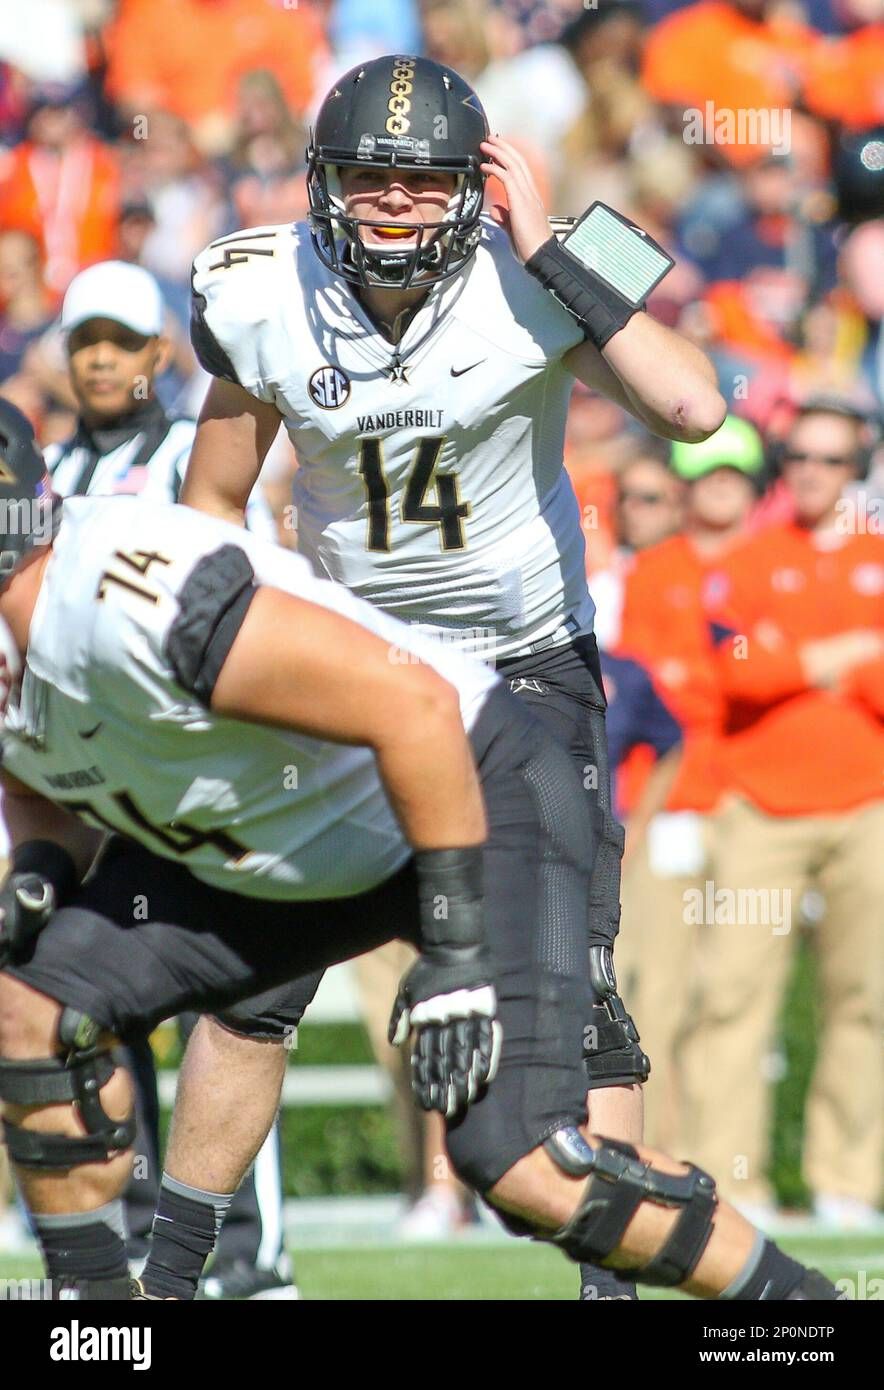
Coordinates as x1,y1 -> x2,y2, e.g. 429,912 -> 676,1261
524,235 -> 639,351
11,840 -> 78,904
414,846 -> 484,951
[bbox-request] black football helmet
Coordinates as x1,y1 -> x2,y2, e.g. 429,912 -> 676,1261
0,400 -> 56,578
306,55 -> 489,290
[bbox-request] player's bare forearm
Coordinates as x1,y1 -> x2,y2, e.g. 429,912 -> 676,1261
180,377 -> 282,526
564,317 -> 726,443
211,587 -> 487,850
482,134 -> 725,444
373,699 -> 487,850
0,771 -> 103,881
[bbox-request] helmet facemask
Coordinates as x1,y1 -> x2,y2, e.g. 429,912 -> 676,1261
307,149 -> 486,290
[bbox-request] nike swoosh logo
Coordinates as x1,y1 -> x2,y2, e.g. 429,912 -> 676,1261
450,360 -> 486,377
78,723 -> 103,739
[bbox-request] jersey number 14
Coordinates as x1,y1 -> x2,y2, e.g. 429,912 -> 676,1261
357,436 -> 471,552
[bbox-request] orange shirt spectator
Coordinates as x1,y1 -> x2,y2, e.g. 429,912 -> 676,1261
802,23 -> 884,130
0,129 -> 120,295
642,2 -> 821,166
618,417 -> 768,814
619,534 -> 725,812
103,0 -> 327,132
707,523 -> 884,815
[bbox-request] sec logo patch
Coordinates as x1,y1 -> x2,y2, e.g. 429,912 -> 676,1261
308,366 -> 351,409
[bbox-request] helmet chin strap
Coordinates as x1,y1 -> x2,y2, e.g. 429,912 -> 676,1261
309,157 -> 484,290
333,167 -> 465,286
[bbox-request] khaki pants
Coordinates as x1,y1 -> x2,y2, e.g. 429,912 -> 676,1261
617,818 -> 709,1154
681,796 -> 884,1206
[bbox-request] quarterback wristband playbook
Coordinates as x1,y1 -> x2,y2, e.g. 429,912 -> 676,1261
526,202 -> 675,351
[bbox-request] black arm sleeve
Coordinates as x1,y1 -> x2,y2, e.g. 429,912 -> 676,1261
165,545 -> 258,704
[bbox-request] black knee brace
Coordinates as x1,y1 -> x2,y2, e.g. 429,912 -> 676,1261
542,1128 -> 717,1287
0,1007 -> 135,1169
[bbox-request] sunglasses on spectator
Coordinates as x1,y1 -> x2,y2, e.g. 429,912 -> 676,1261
781,449 -> 856,467
617,489 -> 670,505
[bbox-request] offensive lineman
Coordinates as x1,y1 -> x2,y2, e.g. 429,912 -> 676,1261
142,54 -> 727,1300
0,403 -> 839,1302
46,258 -> 293,1297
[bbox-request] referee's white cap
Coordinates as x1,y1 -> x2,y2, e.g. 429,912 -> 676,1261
61,261 -> 165,337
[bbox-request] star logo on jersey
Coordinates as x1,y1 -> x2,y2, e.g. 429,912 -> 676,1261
509,677 -> 547,695
308,366 -> 351,410
387,360 -> 410,385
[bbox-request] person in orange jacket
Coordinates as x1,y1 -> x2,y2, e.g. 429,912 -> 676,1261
0,87 -> 120,296
685,394 -> 884,1229
102,0 -> 327,148
641,0 -> 821,168
616,416 -> 766,1151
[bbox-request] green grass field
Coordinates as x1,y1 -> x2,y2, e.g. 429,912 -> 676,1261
2,1234 -> 881,1300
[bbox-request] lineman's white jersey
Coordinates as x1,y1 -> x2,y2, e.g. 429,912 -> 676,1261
191,216 -> 594,659
1,496 -> 498,901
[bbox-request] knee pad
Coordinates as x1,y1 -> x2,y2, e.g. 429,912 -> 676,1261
542,1127 -> 717,1287
0,1007 -> 135,1170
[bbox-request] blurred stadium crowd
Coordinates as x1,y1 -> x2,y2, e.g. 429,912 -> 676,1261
0,0 -> 882,1253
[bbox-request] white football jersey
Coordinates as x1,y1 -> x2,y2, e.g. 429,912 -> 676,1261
1,497 -> 498,901
191,217 -> 594,659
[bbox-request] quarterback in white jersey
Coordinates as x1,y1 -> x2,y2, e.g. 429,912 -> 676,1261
191,214 -> 592,656
184,82 -> 724,662
0,402 -> 842,1305
176,53 -> 726,1301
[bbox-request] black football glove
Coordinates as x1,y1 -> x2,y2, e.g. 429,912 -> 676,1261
0,872 -> 56,968
388,847 -> 502,1118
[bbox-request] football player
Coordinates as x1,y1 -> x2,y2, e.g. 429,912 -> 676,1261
0,404 -> 838,1302
157,53 -> 727,1301
47,259 -> 292,1297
